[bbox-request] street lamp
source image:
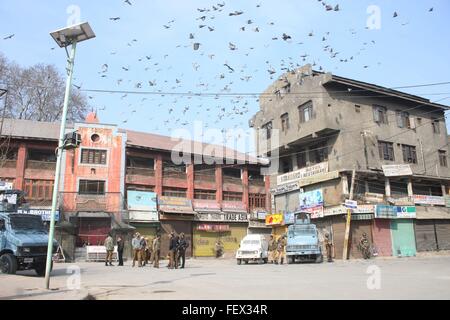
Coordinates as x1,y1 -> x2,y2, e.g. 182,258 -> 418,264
45,22 -> 95,290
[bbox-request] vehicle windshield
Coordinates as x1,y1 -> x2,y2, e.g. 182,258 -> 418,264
242,240 -> 260,245
289,226 -> 316,236
10,215 -> 45,232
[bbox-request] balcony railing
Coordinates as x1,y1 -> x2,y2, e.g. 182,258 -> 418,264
59,192 -> 125,212
126,167 -> 155,176
26,160 -> 56,171
0,160 -> 17,168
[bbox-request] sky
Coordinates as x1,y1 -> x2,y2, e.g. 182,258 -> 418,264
1,0 -> 450,154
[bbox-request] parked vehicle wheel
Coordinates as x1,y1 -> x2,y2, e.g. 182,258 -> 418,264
315,254 -> 324,264
35,261 -> 53,277
287,257 -> 294,264
237,259 -> 242,265
258,258 -> 264,264
244,260 -> 249,264
0,253 -> 18,275
263,258 -> 268,264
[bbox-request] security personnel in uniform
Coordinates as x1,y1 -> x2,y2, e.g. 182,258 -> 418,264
268,235 -> 277,264
152,234 -> 161,268
324,233 -> 334,262
276,235 -> 287,265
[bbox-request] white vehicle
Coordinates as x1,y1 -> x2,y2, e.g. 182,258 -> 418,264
236,234 -> 269,265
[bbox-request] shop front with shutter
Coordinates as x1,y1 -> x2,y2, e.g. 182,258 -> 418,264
349,217 -> 374,259
74,213 -> 112,247
436,220 -> 450,250
331,215 -> 346,259
415,220 -> 438,252
391,220 -> 416,257
372,219 -> 392,257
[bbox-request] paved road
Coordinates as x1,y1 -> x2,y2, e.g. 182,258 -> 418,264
1,255 -> 450,300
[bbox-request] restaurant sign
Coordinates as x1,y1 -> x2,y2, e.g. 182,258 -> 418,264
277,162 -> 328,186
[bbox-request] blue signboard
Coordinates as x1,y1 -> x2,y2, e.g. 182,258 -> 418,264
284,212 -> 295,225
127,191 -> 158,212
299,189 -> 324,210
17,209 -> 60,222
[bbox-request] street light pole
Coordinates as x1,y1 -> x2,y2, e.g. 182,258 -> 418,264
44,40 -> 77,289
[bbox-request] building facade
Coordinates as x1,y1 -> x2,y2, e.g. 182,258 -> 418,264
250,64 -> 450,258
0,114 -> 270,260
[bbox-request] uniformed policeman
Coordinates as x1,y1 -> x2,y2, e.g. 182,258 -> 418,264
359,233 -> 371,259
324,233 -> 334,263
276,235 -> 287,265
152,234 -> 161,268
268,235 -> 277,264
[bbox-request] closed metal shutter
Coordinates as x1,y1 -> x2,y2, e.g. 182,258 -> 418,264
436,220 -> 450,250
415,220 -> 438,252
193,228 -> 218,257
160,221 -> 193,258
314,217 -> 333,256
349,220 -> 373,259
132,224 -> 158,244
372,219 -> 392,256
332,215 -> 346,259
391,219 -> 416,257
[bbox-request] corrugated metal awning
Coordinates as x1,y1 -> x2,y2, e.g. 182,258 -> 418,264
416,206 -> 450,220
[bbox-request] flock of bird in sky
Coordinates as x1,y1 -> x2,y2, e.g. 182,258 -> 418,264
2,1 -> 438,139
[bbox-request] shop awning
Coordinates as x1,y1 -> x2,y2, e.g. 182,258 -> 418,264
159,206 -> 196,215
77,212 -> 111,218
416,206 -> 450,220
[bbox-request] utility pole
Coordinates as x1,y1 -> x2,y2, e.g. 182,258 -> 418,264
342,168 -> 356,260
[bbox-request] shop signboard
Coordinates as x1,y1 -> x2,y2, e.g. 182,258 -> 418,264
363,192 -> 385,203
222,201 -> 247,212
387,197 -> 414,206
345,200 -> 358,209
17,208 -> 60,222
284,212 -> 295,225
271,181 -> 300,195
299,189 -> 324,210
277,162 -> 328,186
265,213 -> 284,226
196,224 -> 230,232
446,195 -> 450,208
127,191 -> 158,211
382,164 -> 413,177
351,214 -> 374,221
323,205 -> 374,217
0,181 -> 13,191
412,195 -> 445,206
196,212 -> 248,222
375,205 -> 416,219
298,171 -> 340,187
193,200 -> 221,212
158,196 -> 194,214
303,206 -> 324,219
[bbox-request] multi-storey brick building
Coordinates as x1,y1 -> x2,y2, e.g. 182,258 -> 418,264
0,113 -> 270,261
250,64 -> 450,259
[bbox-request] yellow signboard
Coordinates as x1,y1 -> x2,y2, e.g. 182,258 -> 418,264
265,214 -> 284,226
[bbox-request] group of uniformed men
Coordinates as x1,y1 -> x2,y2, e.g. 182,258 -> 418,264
267,234 -> 288,264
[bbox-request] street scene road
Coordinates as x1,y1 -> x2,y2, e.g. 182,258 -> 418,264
2,255 -> 450,300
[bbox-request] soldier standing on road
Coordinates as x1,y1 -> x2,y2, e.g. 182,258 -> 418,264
359,233 -> 371,259
116,235 -> 124,266
215,239 -> 224,258
168,232 -> 178,269
132,233 -> 143,267
324,233 -> 334,263
276,235 -> 287,265
268,235 -> 277,264
176,233 -> 189,269
140,237 -> 148,266
104,233 -> 114,266
152,234 -> 161,268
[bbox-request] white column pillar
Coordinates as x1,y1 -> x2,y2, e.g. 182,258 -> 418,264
407,179 -> 413,197
385,178 -> 391,197
342,174 -> 349,195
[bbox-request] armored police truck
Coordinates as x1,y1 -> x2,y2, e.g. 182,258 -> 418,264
0,190 -> 57,276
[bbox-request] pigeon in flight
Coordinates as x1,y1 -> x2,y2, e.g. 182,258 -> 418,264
110,17 -> 120,21
124,0 -> 132,5
3,34 -> 15,40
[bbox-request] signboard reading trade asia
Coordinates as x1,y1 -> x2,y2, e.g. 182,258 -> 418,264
265,213 -> 284,226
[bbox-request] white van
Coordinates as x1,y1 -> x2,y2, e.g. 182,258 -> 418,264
236,234 -> 269,265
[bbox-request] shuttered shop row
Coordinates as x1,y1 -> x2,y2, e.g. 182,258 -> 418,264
415,220 -> 450,252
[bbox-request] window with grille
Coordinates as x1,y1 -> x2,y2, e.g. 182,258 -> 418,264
79,180 -> 106,195
24,180 -> 54,200
81,149 -> 107,165
373,105 -> 388,124
396,111 -> 410,128
402,144 -> 417,164
281,113 -> 290,132
262,122 -> 273,139
432,119 -> 441,134
378,141 -> 395,161
194,190 -> 216,200
163,188 -> 187,198
298,101 -> 314,123
249,193 -> 266,210
223,192 -> 243,202
439,150 -> 448,167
